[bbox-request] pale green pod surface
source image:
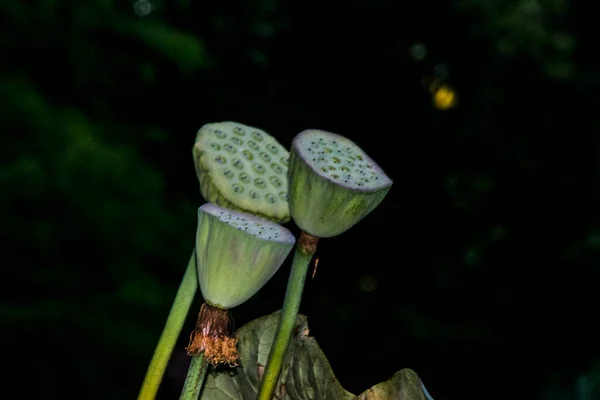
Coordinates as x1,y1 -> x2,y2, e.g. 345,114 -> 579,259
196,203 -> 296,309
288,129 -> 393,238
193,121 -> 291,223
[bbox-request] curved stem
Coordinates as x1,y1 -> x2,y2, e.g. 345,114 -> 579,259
138,251 -> 198,400
257,232 -> 318,400
179,353 -> 209,400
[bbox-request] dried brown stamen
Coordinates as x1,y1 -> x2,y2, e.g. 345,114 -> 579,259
185,303 -> 239,366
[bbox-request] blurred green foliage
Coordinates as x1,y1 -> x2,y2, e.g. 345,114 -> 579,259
2,0 -> 600,399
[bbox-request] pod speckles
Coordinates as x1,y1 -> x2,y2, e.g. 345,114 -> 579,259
194,122 -> 291,223
288,129 -> 393,238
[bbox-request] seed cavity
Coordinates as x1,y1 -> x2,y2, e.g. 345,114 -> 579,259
215,155 -> 227,164
224,169 -> 234,179
232,158 -> 244,170
242,150 -> 254,161
210,142 -> 221,150
233,126 -> 246,136
253,164 -> 265,174
254,178 -> 267,189
214,129 -> 226,138
269,176 -> 282,188
247,141 -> 260,150
224,143 -> 236,153
265,193 -> 277,204
249,190 -> 260,200
230,137 -> 243,145
251,131 -> 263,141
266,144 -> 279,154
239,172 -> 251,184
260,152 -> 271,162
278,191 -> 287,200
232,183 -> 244,193
271,163 -> 283,174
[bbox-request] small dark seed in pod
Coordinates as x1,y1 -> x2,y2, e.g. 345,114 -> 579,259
239,172 -> 251,184
214,129 -> 226,138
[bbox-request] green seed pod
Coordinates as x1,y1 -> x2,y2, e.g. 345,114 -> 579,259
288,129 -> 393,238
193,122 -> 291,223
196,203 -> 295,309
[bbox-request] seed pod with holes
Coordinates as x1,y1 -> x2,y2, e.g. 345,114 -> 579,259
196,203 -> 295,309
186,204 -> 295,366
288,129 -> 393,238
193,122 -> 291,223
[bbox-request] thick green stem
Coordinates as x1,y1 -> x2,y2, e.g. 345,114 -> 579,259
257,231 -> 318,400
179,353 -> 209,400
138,251 -> 198,400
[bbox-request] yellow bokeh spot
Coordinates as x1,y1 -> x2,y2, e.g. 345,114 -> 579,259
433,85 -> 457,110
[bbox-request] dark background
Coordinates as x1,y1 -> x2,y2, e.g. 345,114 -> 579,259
3,0 -> 600,399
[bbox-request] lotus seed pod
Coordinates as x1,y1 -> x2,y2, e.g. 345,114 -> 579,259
193,122 -> 291,223
196,203 -> 295,309
288,129 -> 393,238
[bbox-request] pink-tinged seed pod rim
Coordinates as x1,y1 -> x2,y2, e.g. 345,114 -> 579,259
292,129 -> 393,192
199,203 -> 295,244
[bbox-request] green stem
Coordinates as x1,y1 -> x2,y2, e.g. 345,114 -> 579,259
138,251 -> 198,400
257,232 -> 318,400
179,353 -> 209,400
